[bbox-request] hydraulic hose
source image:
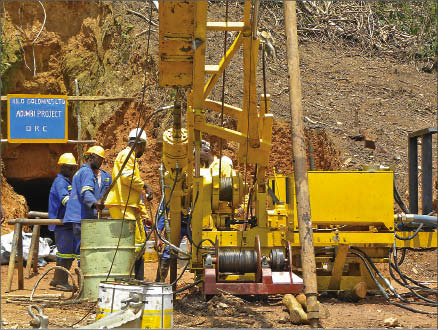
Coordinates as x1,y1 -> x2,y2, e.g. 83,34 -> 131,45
393,176 -> 410,214
396,248 -> 406,266
395,214 -> 438,227
348,250 -> 437,314
395,223 -> 424,241
174,280 -> 203,294
389,247 -> 438,304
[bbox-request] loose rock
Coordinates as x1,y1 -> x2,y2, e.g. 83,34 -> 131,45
384,317 -> 399,327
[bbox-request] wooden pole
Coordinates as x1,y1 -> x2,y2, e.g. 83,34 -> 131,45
283,1 -> 319,326
75,79 -> 84,165
16,226 -> 24,289
25,224 -> 40,278
6,223 -> 21,292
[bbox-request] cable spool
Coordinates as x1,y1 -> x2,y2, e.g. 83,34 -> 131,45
270,249 -> 286,271
218,249 -> 258,274
219,177 -> 233,202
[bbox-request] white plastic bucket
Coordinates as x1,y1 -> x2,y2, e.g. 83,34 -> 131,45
142,283 -> 173,329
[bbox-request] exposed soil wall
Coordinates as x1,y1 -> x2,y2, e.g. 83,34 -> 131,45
1,1 -> 149,181
0,165 -> 28,234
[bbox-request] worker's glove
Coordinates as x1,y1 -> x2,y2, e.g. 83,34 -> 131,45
142,217 -> 152,228
144,185 -> 154,201
156,238 -> 164,253
93,200 -> 105,211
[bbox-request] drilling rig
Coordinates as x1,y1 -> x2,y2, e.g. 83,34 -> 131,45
157,0 -> 437,298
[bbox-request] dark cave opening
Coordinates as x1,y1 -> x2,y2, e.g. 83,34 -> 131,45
8,177 -> 55,240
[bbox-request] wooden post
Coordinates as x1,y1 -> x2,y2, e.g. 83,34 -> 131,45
32,225 -> 40,274
328,244 -> 349,290
283,1 -> 319,326
25,224 -> 40,278
75,79 -> 84,165
6,223 -> 21,292
16,226 -> 24,289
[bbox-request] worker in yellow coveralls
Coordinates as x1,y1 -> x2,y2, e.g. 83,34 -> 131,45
106,128 -> 154,280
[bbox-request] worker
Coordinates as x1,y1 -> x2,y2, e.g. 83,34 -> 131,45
92,158 -> 112,201
47,153 -> 78,291
155,140 -> 214,282
62,146 -> 106,269
210,155 -> 233,177
106,128 -> 154,280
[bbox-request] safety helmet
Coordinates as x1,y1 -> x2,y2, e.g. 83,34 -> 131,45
85,146 -> 105,159
58,153 -> 78,166
201,140 -> 211,152
128,128 -> 147,143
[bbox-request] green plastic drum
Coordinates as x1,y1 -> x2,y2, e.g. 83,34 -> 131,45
80,218 -> 136,300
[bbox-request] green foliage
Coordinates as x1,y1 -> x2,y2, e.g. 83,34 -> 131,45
0,37 -> 23,94
373,1 -> 438,58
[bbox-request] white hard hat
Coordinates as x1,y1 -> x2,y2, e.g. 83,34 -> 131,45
129,128 -> 147,143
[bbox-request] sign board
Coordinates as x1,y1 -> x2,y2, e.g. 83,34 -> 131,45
7,94 -> 68,143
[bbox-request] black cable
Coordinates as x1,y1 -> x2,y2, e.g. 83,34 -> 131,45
349,250 -> 437,314
394,223 -> 424,241
185,189 -> 199,246
129,221 -> 157,277
173,280 -> 203,294
389,248 -> 438,304
70,42 -> 167,327
106,152 -> 138,281
351,247 -> 437,309
393,175 -> 410,214
391,247 -> 438,293
164,170 -> 179,210
170,260 -> 190,286
396,248 -> 406,266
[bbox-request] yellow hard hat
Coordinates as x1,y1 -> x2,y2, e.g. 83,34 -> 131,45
85,146 -> 105,159
58,153 -> 78,166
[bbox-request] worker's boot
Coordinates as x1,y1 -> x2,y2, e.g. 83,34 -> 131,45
50,259 -> 74,291
155,258 -> 170,283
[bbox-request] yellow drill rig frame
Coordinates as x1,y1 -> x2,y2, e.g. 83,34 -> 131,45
157,0 -> 437,295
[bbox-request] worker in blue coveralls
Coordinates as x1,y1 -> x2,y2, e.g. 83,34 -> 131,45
48,153 -> 78,291
155,140 -> 214,282
62,146 -> 110,278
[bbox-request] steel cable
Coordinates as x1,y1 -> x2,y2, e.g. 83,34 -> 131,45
70,3 -> 156,326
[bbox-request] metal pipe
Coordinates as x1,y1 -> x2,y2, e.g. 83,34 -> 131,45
8,218 -> 63,225
28,211 -> 48,219
421,133 -> 433,214
408,136 -> 418,214
395,213 -> 438,226
1,139 -> 96,144
172,88 -> 183,139
284,1 -> 319,326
